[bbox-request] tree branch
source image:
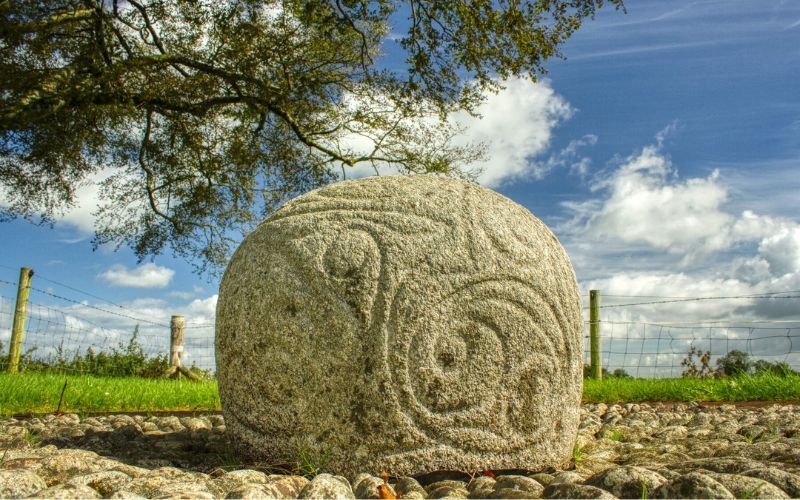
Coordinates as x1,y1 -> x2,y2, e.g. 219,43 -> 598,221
126,0 -> 191,78
138,110 -> 180,227
4,7 -> 95,34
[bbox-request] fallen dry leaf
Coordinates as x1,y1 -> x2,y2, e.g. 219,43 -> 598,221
377,483 -> 397,499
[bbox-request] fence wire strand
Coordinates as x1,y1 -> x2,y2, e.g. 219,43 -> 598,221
2,262 -> 799,379
583,320 -> 799,378
0,293 -> 215,374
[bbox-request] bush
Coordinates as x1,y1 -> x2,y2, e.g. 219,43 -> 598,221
680,348 -> 799,379
583,365 -> 632,378
716,350 -> 751,377
752,360 -> 798,377
680,347 -> 716,378
11,326 -> 169,378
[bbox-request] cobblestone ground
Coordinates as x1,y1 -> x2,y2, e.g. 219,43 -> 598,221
0,402 -> 798,498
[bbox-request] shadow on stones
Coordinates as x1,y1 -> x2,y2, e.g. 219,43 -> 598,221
412,468 -> 558,487
38,426 -> 294,475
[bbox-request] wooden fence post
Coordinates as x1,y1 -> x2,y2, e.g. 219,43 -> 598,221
589,289 -> 602,380
7,267 -> 33,373
169,315 -> 185,368
163,315 -> 200,380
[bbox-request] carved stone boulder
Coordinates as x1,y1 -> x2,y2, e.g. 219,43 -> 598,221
216,174 -> 583,475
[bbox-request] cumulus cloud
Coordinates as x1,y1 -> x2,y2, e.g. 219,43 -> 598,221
345,77 -> 578,186
757,226 -> 800,278
98,263 -> 175,288
58,180 -> 103,234
452,77 -> 574,186
565,144 -> 735,262
562,126 -> 800,330
563,128 -> 800,272
583,272 -> 762,323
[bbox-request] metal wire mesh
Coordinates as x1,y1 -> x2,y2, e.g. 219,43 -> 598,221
582,320 -> 800,378
2,265 -> 799,379
0,291 -> 215,374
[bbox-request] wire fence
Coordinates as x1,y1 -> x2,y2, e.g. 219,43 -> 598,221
1,266 -> 799,378
582,320 -> 800,378
581,291 -> 800,378
0,273 -> 215,374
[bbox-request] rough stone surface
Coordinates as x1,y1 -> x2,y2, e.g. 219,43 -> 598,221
67,470 -> 133,496
742,467 -> 800,498
216,174 -> 584,475
297,473 -> 354,499
352,474 -> 396,499
36,482 -> 103,498
543,483 -> 616,498
0,469 -> 47,497
493,474 -> 544,496
585,465 -> 667,498
653,472 -> 735,499
396,476 -> 428,499
705,472 -> 789,499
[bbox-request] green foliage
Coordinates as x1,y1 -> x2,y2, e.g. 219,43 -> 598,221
0,0 -> 623,273
610,368 -> 632,379
716,350 -> 799,378
752,359 -> 798,377
715,350 -> 750,377
680,347 -> 717,378
741,484 -> 764,500
571,442 -> 585,463
294,445 -> 331,479
22,429 -> 41,448
606,428 -> 625,441
583,365 -> 632,379
8,326 -> 169,378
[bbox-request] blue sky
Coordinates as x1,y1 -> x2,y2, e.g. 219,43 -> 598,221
1,1 -> 799,373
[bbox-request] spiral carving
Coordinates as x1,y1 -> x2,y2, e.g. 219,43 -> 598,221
217,175 -> 583,475
385,277 -> 572,452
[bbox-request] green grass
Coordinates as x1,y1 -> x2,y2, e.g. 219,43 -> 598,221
0,372 -> 220,415
2,372 -> 799,416
583,373 -> 800,403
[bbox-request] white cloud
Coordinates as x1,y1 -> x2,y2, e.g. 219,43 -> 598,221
561,126 -> 800,329
583,272 -> 761,324
566,141 -> 736,263
343,77 -> 576,186
17,292 -> 219,370
454,78 -> 574,187
59,179 -> 103,234
98,263 -> 175,288
0,169 -> 112,238
185,294 -> 218,324
758,226 -> 800,278
167,290 -> 194,300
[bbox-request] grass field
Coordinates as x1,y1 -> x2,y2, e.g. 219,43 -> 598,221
0,372 -> 219,415
583,372 -> 800,403
1,372 -> 798,415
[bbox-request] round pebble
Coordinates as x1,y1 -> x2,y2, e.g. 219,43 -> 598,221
0,404 -> 797,498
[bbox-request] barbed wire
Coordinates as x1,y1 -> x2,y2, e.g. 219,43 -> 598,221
585,290 -> 800,300
584,320 -> 798,378
33,272 -> 131,311
1,268 -> 214,329
27,286 -> 170,328
0,294 -> 216,374
585,319 -> 800,329
594,294 -> 800,309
